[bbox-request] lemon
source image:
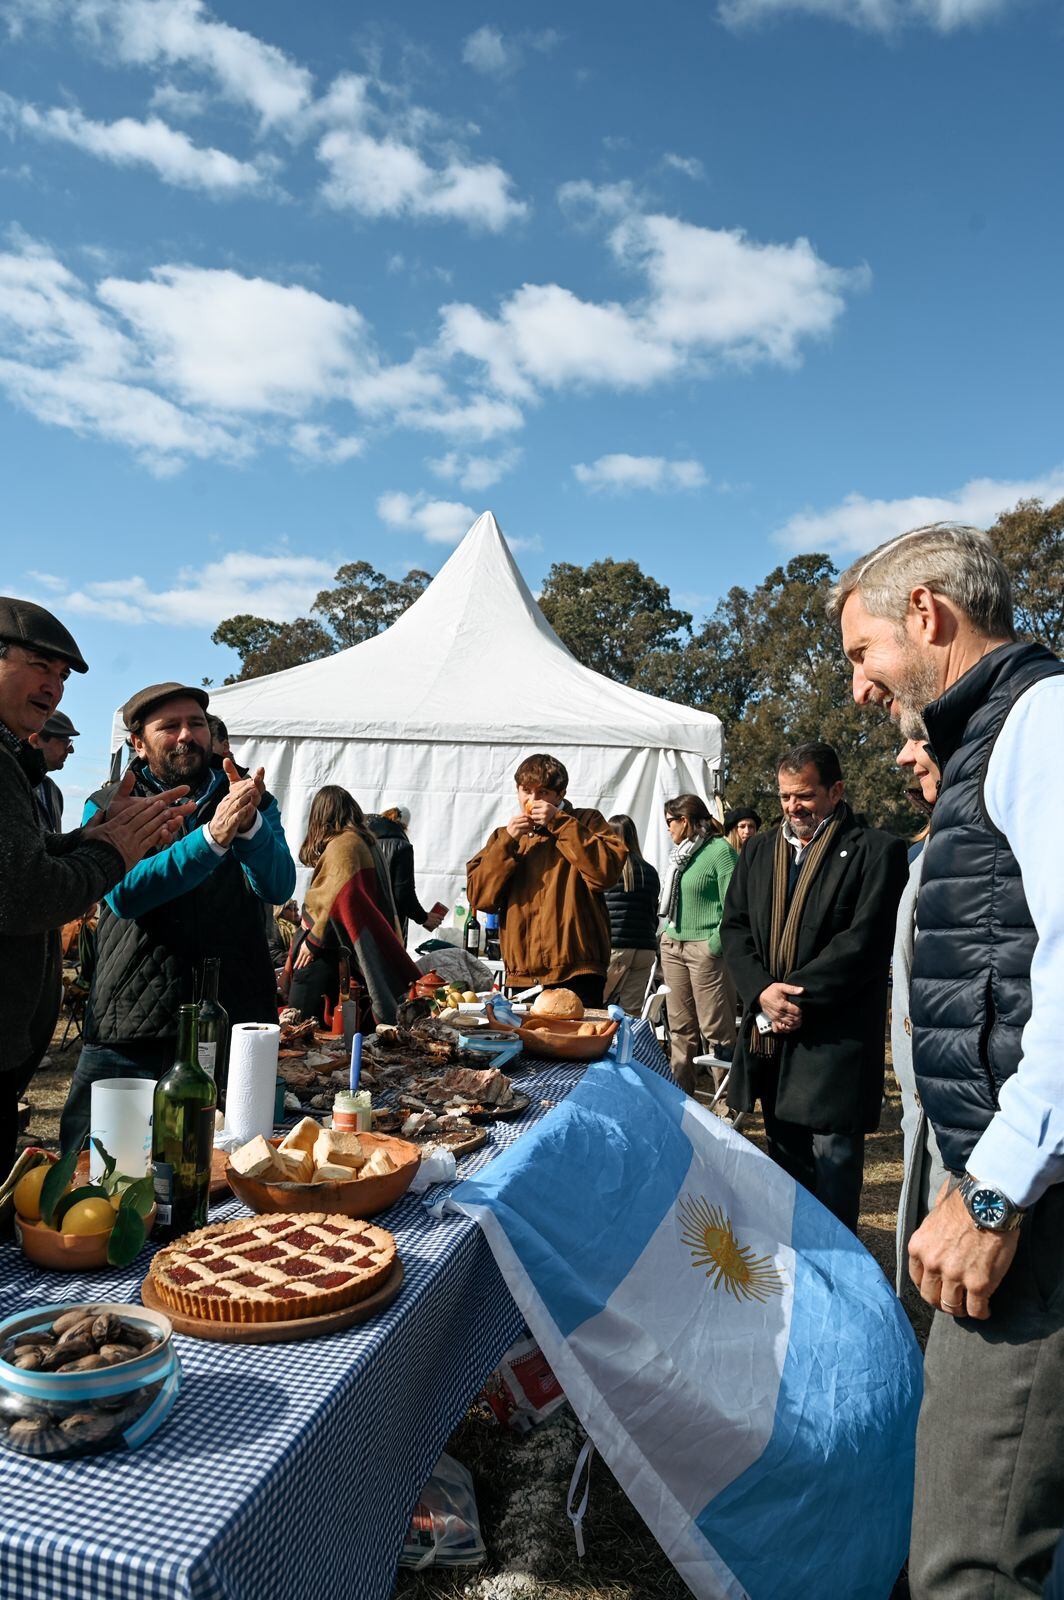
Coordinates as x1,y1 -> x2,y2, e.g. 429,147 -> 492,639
61,1197 -> 116,1236
13,1161 -> 56,1222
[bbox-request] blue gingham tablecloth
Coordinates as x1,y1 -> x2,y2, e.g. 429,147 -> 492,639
0,1021 -> 670,1600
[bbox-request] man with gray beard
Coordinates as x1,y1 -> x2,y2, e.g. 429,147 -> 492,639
830,523 -> 1064,1599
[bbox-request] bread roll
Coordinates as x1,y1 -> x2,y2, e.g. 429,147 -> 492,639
530,988 -> 585,1020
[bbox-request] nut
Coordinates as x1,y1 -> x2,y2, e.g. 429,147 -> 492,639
12,1350 -> 45,1371
40,1337 -> 93,1370
51,1307 -> 103,1336
55,1354 -> 111,1373
90,1314 -> 122,1346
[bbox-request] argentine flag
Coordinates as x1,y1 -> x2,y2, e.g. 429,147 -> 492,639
448,1057 -> 922,1599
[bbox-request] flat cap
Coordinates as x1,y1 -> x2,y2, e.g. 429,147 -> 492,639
41,710 -> 79,739
122,681 -> 210,730
0,597 -> 88,673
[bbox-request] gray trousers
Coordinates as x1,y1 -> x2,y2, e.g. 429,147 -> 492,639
909,1186 -> 1064,1598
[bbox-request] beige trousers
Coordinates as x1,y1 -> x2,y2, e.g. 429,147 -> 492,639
603,947 -> 656,1014
659,934 -> 737,1095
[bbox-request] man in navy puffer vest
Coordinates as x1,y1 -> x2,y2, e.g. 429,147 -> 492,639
831,523 -> 1064,1599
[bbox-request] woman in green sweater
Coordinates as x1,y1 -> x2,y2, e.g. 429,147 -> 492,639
659,794 -> 739,1095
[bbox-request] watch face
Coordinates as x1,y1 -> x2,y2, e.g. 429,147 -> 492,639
970,1187 -> 1009,1228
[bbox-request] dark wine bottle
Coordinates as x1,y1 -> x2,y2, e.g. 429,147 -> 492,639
197,956 -> 229,1108
152,1003 -> 217,1243
464,906 -> 482,956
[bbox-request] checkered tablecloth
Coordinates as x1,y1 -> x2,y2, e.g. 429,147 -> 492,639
0,1022 -> 670,1600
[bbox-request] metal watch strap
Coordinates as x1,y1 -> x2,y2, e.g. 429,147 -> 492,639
958,1174 -> 1025,1232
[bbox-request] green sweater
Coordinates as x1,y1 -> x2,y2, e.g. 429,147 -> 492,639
663,836 -> 738,955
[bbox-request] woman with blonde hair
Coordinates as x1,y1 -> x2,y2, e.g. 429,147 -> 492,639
290,786 -> 417,1025
659,793 -> 739,1094
724,806 -> 761,854
603,815 -> 661,1013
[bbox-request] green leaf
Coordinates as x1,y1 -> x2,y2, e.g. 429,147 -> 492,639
119,1175 -> 156,1220
39,1144 -> 83,1228
90,1138 -> 117,1181
53,1185 -> 111,1228
107,1203 -> 147,1269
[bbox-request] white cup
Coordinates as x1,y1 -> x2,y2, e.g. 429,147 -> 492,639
88,1077 -> 155,1181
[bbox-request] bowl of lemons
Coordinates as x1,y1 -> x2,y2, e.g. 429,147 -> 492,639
12,1145 -> 156,1273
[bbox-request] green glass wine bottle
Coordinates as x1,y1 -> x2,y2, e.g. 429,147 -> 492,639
197,956 -> 229,1109
152,1003 -> 217,1243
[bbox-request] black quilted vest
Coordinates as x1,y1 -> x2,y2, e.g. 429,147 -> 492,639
911,641 -> 1064,1172
85,765 -> 279,1045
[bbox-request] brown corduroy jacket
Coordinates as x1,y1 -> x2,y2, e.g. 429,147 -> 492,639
466,806 -> 627,987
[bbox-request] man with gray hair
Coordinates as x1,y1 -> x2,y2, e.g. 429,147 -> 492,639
830,522 -> 1064,1597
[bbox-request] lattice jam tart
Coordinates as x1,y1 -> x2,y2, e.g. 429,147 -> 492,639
148,1213 -> 397,1324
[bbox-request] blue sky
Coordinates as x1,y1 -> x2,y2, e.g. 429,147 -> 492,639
1,0 -> 1061,807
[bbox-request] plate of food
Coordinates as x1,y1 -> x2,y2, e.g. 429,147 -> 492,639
486,990 -> 619,1062
226,1120 -> 420,1218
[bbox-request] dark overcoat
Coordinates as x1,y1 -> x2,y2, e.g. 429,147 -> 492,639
720,804 -> 908,1134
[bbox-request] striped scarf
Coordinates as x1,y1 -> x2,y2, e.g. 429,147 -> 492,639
748,814 -> 842,1057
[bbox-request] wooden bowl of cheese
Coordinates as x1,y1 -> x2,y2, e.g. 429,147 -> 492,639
226,1120 -> 420,1218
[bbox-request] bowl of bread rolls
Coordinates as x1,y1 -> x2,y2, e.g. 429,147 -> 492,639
486,990 -> 620,1062
226,1120 -> 420,1218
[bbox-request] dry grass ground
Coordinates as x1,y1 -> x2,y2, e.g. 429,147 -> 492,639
18,1035 -> 921,1600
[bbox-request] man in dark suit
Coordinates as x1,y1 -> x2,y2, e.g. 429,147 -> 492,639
721,740 -> 908,1230
28,709 -> 77,831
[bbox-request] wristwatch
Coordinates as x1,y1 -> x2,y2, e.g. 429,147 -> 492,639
958,1174 -> 1025,1233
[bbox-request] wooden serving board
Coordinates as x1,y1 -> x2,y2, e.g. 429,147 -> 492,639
140,1258 -> 404,1344
424,1127 -> 488,1158
75,1148 -> 231,1202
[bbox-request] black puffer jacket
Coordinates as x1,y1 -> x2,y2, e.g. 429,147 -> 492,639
367,816 -> 427,939
604,858 -> 661,951
912,641 -> 1064,1172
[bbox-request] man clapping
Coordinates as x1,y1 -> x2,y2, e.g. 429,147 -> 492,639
59,682 -> 296,1148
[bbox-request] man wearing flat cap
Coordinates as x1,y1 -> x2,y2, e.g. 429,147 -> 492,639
60,682 -> 296,1148
0,600 -> 192,1179
29,708 -> 77,831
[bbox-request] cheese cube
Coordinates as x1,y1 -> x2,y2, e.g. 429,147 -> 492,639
359,1147 -> 398,1180
313,1162 -> 358,1184
278,1116 -> 321,1157
231,1135 -> 280,1181
274,1147 -> 314,1184
313,1129 -> 365,1172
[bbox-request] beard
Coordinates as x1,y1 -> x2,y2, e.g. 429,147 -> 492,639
888,636 -> 940,726
151,740 -> 209,787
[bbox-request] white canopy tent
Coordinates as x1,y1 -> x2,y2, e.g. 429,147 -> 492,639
113,512 -> 724,921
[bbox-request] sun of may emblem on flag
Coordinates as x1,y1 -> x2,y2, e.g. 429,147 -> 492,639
678,1195 -> 785,1303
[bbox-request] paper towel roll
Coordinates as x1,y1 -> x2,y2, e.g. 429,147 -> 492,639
224,1022 -> 280,1144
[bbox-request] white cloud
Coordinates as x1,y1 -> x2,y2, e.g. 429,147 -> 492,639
38,551 -> 335,626
76,0 -> 313,127
462,24 -> 561,75
719,0 -> 1013,30
289,422 -> 363,465
99,265 -> 368,413
442,198 -> 864,398
3,95 -> 268,193
662,152 -> 705,181
376,490 -> 477,545
573,453 -> 707,493
403,393 -> 525,439
427,447 -> 521,490
317,126 -> 527,232
775,466 -> 1064,556
147,81 -> 208,118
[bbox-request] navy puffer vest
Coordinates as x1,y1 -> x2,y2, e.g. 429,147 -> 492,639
85,766 -> 278,1045
911,641 -> 1064,1172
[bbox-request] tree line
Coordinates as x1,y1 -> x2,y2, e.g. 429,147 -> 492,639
210,497 -> 1063,834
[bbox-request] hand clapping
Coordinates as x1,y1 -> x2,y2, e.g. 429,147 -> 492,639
209,757 -> 266,849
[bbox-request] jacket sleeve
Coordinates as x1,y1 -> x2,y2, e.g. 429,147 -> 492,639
89,793 -> 226,918
232,796 -> 296,905
547,810 -> 627,891
784,835 -> 909,1009
389,838 -> 428,925
467,828 -> 521,910
707,842 -> 739,958
720,842 -> 775,1007
0,795 -> 124,937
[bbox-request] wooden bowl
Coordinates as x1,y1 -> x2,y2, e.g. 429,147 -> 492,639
15,1207 -> 157,1272
225,1133 -> 421,1219
485,1005 -> 619,1062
